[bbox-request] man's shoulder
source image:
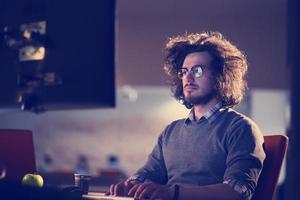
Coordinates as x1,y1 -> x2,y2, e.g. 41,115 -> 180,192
220,108 -> 257,126
166,118 -> 186,130
159,118 -> 186,138
220,108 -> 263,138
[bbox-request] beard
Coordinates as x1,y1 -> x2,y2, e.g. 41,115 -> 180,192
184,90 -> 218,106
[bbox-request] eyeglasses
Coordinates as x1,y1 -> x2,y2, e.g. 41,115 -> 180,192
177,65 -> 205,79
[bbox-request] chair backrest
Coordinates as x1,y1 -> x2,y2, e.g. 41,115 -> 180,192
0,129 -> 36,182
252,135 -> 288,200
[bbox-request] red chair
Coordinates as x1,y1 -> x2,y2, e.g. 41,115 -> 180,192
0,129 -> 36,182
252,135 -> 289,200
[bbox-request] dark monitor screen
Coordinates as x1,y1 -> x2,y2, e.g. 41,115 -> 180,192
0,0 -> 115,112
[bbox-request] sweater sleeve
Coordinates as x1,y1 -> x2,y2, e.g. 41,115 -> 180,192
223,118 -> 266,200
131,132 -> 168,184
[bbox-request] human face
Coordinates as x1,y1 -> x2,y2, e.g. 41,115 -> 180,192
181,52 -> 217,105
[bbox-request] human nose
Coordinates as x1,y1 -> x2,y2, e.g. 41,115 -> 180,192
184,70 -> 194,81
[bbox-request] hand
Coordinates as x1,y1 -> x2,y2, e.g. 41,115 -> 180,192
106,180 -> 141,196
128,182 -> 173,200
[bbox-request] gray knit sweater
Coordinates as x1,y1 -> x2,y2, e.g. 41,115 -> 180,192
134,108 -> 265,199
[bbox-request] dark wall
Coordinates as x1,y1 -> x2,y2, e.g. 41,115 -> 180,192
286,0 -> 300,199
116,0 -> 289,89
0,0 -> 115,110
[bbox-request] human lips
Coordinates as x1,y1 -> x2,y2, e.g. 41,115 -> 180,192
184,83 -> 198,91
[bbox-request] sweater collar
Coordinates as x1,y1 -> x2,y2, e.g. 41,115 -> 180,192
185,102 -> 223,124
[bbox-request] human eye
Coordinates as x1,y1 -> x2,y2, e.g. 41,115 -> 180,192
177,68 -> 187,79
192,65 -> 203,77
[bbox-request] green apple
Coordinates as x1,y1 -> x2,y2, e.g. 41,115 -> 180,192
22,173 -> 44,187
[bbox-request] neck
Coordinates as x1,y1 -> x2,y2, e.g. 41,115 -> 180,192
192,97 -> 220,120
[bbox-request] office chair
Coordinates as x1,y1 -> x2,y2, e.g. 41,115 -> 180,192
252,135 -> 288,200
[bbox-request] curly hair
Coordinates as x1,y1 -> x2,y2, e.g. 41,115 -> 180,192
163,31 -> 248,108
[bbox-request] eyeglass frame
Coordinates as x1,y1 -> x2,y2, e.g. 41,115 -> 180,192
177,64 -> 206,79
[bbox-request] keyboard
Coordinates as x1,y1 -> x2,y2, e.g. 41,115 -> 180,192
82,192 -> 144,200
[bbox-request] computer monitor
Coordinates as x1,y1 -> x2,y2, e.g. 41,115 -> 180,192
0,0 -> 115,112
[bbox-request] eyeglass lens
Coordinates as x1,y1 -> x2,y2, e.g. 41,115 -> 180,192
177,65 -> 204,79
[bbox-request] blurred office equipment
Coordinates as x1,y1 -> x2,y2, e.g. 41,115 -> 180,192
97,154 -> 127,186
38,153 -> 54,173
75,155 -> 90,175
0,0 -> 115,112
0,129 -> 36,182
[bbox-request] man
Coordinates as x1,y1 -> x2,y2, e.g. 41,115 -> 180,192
107,32 -> 265,200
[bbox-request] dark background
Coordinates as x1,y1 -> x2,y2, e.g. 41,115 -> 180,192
0,0 -> 115,110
